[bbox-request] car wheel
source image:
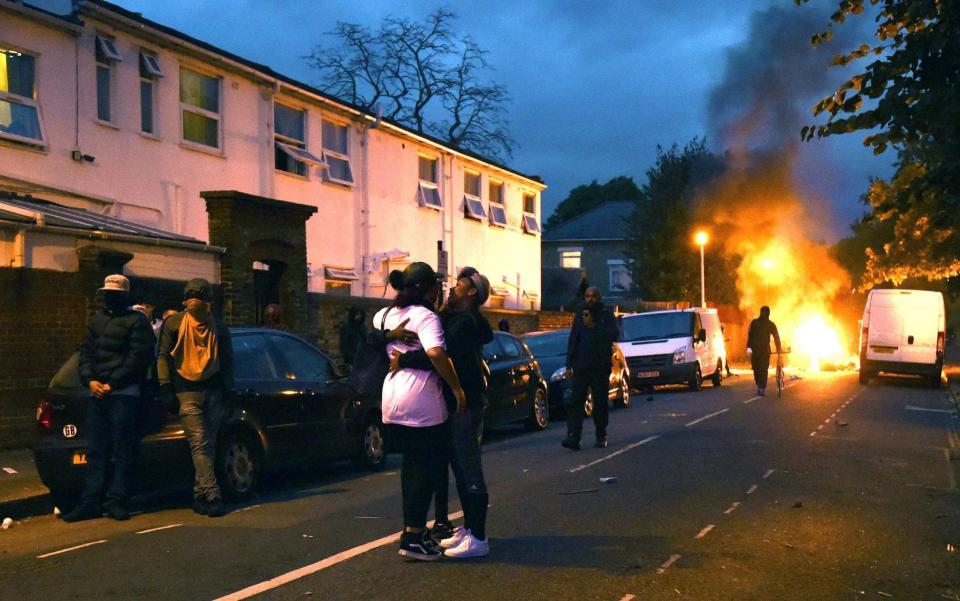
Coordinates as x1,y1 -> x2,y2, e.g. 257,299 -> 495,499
526,388 -> 549,430
217,431 -> 261,501
711,361 -> 723,387
689,364 -> 702,392
613,374 -> 631,408
355,417 -> 386,471
858,369 -> 870,385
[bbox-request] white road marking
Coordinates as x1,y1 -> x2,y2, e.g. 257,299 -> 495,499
37,539 -> 107,559
569,436 -> 660,473
136,523 -> 182,535
906,405 -> 956,415
620,595 -> 637,601
746,484 -> 758,495
685,408 -> 730,427
723,502 -> 741,515
2,466 -> 18,474
809,431 -> 817,437
215,511 -> 464,601
743,396 -> 761,404
694,524 -> 715,539
817,424 -> 824,431
763,469 -> 776,479
354,516 -> 385,520
656,554 -> 682,574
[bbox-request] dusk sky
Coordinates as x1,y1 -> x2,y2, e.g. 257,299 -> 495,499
46,0 -> 894,241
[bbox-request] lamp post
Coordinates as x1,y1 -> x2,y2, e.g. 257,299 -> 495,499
694,230 -> 709,308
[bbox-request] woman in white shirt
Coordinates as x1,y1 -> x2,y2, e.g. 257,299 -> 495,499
375,262 -> 465,561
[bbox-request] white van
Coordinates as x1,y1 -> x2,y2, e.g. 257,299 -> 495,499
618,308 -> 726,391
859,289 -> 946,386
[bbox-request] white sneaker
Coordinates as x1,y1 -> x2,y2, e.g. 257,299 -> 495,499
439,527 -> 469,549
443,532 -> 490,558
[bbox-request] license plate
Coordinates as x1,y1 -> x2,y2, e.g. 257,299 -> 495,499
871,347 -> 896,354
71,450 -> 87,465
637,371 -> 660,378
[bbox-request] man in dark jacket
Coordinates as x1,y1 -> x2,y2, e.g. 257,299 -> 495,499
64,275 -> 154,522
157,278 -> 234,517
563,287 -> 619,450
390,267 -> 495,558
747,306 -> 782,396
339,304 -> 367,365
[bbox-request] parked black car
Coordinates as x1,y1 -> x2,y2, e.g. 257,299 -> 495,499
33,328 -> 386,509
481,332 -> 549,433
521,329 -> 630,417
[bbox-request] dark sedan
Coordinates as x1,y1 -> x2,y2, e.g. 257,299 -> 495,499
481,332 -> 549,433
521,329 -> 631,417
33,328 -> 386,510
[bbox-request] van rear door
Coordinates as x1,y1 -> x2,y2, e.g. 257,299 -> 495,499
866,293 -> 905,362
900,294 -> 940,365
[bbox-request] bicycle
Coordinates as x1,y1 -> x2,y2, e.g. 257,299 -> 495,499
772,348 -> 791,398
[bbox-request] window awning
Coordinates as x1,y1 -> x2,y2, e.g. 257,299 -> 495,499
276,142 -> 326,166
522,214 -> 540,234
489,204 -> 507,227
418,183 -> 442,210
96,35 -> 123,62
324,267 -> 359,281
464,196 -> 485,220
491,286 -> 511,297
522,291 -> 540,301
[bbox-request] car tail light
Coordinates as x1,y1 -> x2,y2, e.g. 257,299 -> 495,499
36,400 -> 54,431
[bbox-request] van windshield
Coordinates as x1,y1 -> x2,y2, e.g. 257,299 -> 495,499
621,312 -> 693,342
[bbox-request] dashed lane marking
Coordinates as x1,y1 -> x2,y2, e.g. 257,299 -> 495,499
37,539 -> 107,559
694,524 -> 715,539
213,511 -> 464,601
905,405 -> 956,415
746,484 -> 758,495
685,408 -> 730,427
568,435 -> 659,473
723,502 -> 741,515
619,595 -> 637,601
743,395 -> 761,404
763,469 -> 776,479
136,523 -> 182,535
656,554 -> 682,575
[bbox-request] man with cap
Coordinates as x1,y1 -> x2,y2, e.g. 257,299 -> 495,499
157,278 -> 234,517
390,266 -> 495,558
63,275 -> 154,522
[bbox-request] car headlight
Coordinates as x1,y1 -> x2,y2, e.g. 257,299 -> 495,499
672,348 -> 686,364
550,367 -> 569,382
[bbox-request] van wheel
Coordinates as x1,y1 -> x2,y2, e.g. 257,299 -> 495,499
711,361 -> 723,387
217,431 -> 262,501
858,369 -> 871,385
689,364 -> 702,391
526,388 -> 549,431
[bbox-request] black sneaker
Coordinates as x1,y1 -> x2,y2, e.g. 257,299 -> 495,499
594,437 -> 608,449
430,521 -> 454,544
561,437 -> 580,451
103,500 -> 130,521
61,503 -> 101,523
192,498 -> 208,515
398,531 -> 442,561
206,498 -> 226,518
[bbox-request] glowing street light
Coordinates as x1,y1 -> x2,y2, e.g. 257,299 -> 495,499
694,230 -> 709,308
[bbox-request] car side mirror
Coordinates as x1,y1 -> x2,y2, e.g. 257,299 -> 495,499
698,329 -> 707,343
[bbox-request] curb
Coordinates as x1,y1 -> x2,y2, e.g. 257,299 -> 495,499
0,492 -> 53,521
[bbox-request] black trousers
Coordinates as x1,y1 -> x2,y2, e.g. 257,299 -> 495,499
389,423 -> 449,530
567,368 -> 610,441
434,397 -> 489,539
751,353 -> 771,389
79,394 -> 140,506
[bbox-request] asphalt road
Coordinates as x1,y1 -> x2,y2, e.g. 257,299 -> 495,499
2,371 -> 959,601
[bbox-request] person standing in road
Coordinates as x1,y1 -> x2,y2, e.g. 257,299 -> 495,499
390,267 -> 494,558
746,306 -> 782,396
339,304 -> 367,366
376,262 -> 466,561
262,303 -> 288,330
157,278 -> 234,518
563,287 -> 619,450
63,275 -> 155,522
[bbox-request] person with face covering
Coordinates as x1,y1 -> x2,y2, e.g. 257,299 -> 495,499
64,275 -> 154,522
339,304 -> 367,365
746,306 -> 782,396
157,278 -> 234,517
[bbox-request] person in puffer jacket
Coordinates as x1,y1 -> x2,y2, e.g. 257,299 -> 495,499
63,274 -> 154,523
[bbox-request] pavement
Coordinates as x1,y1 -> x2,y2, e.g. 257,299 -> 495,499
0,448 -> 52,521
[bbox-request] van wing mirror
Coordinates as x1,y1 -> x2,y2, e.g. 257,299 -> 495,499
698,328 -> 707,343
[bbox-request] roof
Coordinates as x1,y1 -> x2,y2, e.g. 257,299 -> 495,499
0,192 -> 206,245
542,201 -> 635,242
66,0 -> 544,187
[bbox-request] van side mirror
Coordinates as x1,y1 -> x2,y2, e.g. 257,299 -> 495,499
698,328 -> 707,343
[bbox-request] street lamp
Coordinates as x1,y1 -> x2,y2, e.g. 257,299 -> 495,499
694,230 -> 709,308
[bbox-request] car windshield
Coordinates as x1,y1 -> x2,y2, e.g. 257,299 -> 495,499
522,331 -> 568,357
621,313 -> 693,342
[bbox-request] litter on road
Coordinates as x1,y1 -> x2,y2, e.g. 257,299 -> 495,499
559,488 -> 599,495
2,466 -> 18,474
836,420 -> 849,427
2,517 -> 13,529
599,476 -> 619,484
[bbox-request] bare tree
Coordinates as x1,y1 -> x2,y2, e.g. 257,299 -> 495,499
305,10 -> 514,161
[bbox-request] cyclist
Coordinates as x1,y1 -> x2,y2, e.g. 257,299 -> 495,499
746,306 -> 782,396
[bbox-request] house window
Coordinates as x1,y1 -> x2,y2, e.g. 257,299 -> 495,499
559,249 -> 582,269
95,35 -> 121,123
521,192 -> 539,234
609,260 -> 632,292
324,266 -> 358,296
139,51 -> 162,134
463,170 -> 484,220
417,155 -> 441,209
322,120 -> 353,185
0,47 -> 45,146
274,103 -> 323,176
488,180 -> 506,226
180,67 -> 220,149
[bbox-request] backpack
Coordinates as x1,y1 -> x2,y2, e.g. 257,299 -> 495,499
349,308 -> 392,397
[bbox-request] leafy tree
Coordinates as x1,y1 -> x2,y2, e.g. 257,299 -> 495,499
799,0 -> 960,285
306,10 -> 514,161
545,176 -> 641,230
625,140 -> 739,305
830,198 -> 895,287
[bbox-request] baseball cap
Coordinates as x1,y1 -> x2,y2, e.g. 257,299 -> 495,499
183,278 -> 214,302
99,274 -> 130,293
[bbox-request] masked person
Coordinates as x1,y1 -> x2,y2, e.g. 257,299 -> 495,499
63,275 -> 154,522
157,278 -> 234,517
390,267 -> 494,558
562,287 -> 619,450
339,304 -> 367,365
746,306 -> 782,396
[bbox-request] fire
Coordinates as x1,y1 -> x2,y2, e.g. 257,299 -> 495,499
792,314 -> 847,372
